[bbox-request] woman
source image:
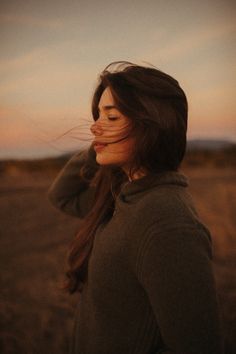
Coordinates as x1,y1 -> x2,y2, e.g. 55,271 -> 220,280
48,62 -> 223,354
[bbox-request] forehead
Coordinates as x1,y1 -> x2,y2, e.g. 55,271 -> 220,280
98,87 -> 116,110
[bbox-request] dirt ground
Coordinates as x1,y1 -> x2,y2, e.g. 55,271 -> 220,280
0,166 -> 235,354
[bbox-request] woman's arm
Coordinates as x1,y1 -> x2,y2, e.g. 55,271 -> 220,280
47,146 -> 99,218
137,224 -> 223,354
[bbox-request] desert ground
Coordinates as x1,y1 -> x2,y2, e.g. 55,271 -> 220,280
0,151 -> 235,353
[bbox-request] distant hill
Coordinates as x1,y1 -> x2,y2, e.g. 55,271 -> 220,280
187,139 -> 235,151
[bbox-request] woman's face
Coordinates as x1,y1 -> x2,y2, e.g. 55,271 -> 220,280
90,87 -> 135,170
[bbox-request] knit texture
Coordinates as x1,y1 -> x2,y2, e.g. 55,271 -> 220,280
48,151 -> 223,354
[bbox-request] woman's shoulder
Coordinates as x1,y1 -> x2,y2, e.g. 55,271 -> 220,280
117,170 -> 211,241
132,180 -> 211,239
134,180 -> 198,223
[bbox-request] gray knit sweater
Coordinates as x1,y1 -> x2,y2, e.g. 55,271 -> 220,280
47,150 -> 223,354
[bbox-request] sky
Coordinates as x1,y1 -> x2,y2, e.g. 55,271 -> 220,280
0,0 -> 236,159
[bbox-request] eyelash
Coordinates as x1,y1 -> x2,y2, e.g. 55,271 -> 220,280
108,116 -> 119,121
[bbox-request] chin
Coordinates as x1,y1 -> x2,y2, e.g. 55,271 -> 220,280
96,155 -> 117,166
95,153 -> 123,167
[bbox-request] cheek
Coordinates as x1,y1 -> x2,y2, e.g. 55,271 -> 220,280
110,137 -> 135,158
100,120 -> 132,143
121,138 -> 135,159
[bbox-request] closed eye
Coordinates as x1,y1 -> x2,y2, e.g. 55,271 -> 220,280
108,116 -> 119,121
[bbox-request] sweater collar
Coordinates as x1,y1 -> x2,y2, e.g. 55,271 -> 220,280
118,171 -> 188,201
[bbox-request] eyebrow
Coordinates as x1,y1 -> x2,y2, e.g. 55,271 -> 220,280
98,105 -> 118,112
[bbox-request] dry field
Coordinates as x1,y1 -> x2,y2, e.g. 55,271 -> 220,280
0,156 -> 235,353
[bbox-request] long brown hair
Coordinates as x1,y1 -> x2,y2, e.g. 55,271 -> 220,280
64,61 -> 188,293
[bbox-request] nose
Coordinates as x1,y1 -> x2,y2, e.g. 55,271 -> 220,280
90,121 -> 103,136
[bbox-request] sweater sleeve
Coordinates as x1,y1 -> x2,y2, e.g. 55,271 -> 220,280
136,224 -> 223,354
47,146 -> 99,218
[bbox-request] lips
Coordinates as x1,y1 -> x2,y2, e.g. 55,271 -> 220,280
93,141 -> 108,147
93,141 -> 108,152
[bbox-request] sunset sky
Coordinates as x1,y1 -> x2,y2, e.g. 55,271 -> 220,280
1,0 -> 235,158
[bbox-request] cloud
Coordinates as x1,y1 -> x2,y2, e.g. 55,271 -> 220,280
0,13 -> 63,29
149,21 -> 236,63
0,104 -> 92,153
0,39 -> 97,111
0,38 -> 96,78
